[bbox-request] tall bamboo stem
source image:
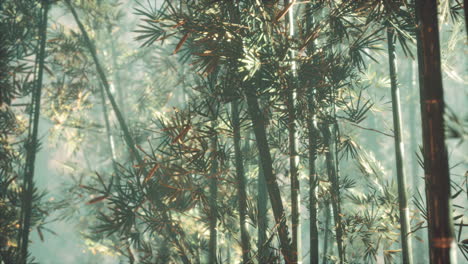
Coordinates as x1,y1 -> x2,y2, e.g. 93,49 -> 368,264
321,124 -> 344,264
414,0 -> 456,262
18,3 -> 49,262
99,83 -> 118,174
232,99 -> 251,263
208,113 -> 218,264
257,151 -> 269,262
321,202 -> 331,264
66,0 -> 141,165
386,25 -> 413,264
284,1 -> 301,262
305,4 -> 319,263
245,89 -> 293,263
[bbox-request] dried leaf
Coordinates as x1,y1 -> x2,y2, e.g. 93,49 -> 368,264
173,32 -> 190,54
144,164 -> 160,183
86,195 -> 109,205
171,20 -> 186,29
172,125 -> 191,144
275,1 -> 295,22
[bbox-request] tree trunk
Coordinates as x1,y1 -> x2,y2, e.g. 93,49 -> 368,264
305,5 -> 319,264
99,83 -> 118,174
414,0 -> 456,263
209,116 -> 218,264
284,1 -> 300,262
232,99 -> 251,263
386,25 -> 413,264
321,124 -> 344,264
18,3 -> 49,263
307,86 -> 319,264
408,60 -> 420,188
257,152 -> 270,262
322,201 -> 331,264
409,60 -> 427,261
245,89 -> 293,263
108,30 -> 125,119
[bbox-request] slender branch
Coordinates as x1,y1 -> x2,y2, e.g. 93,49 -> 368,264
18,2 -> 49,263
343,120 -> 395,138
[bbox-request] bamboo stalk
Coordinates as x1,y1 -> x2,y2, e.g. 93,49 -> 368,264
414,0 -> 456,262
305,4 -> 319,263
284,1 -> 301,262
232,99 -> 251,263
66,0 -> 142,165
321,124 -> 344,264
18,3 -> 49,262
386,25 -> 413,264
257,159 -> 270,262
321,202 -> 331,264
98,83 -> 118,174
208,111 -> 218,264
245,89 -> 293,263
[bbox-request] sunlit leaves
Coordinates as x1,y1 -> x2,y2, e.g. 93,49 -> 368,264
134,1 -> 166,47
239,46 -> 261,81
341,90 -> 374,124
348,28 -> 383,69
38,0 -> 467,263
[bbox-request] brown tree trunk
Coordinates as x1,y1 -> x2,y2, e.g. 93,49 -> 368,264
414,0 -> 456,263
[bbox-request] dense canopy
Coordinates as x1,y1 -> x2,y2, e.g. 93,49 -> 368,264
0,0 -> 466,263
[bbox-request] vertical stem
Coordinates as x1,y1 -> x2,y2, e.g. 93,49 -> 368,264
109,31 -> 125,120
257,153 -> 269,262
321,202 -> 331,264
321,124 -> 344,264
307,87 -> 319,264
305,4 -> 319,264
18,3 -> 48,263
208,116 -> 218,264
99,83 -> 118,174
245,89 -> 293,263
284,1 -> 301,262
414,0 -> 456,263
92,3 -> 119,177
229,1 -> 292,262
232,99 -> 251,263
409,60 -> 426,260
386,26 -> 413,264
409,60 -> 420,188
66,0 -> 142,165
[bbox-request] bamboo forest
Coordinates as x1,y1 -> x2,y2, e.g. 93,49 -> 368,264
1,0 -> 467,263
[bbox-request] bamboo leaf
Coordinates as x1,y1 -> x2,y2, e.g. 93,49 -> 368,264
144,164 -> 160,183
173,32 -> 190,54
86,195 -> 110,205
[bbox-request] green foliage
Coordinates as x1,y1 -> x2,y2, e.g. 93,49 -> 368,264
1,0 -> 465,263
